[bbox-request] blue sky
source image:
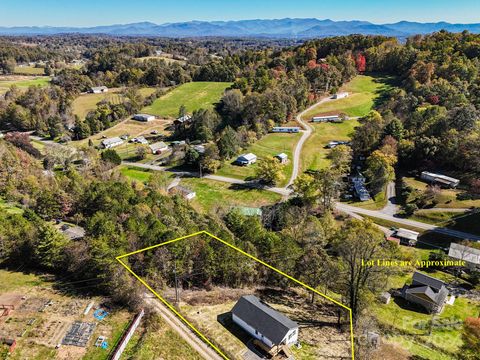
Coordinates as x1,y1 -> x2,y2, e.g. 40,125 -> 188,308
1,0 -> 480,27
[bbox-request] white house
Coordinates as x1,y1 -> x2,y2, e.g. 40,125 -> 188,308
90,86 -> 108,94
101,137 -> 123,149
231,295 -> 299,349
236,153 -> 257,166
271,127 -> 300,133
333,92 -> 349,99
311,115 -> 341,123
169,185 -> 196,200
149,141 -> 169,154
133,114 -> 156,122
420,171 -> 460,188
275,153 -> 288,164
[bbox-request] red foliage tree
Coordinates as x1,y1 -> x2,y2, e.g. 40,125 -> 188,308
355,53 -> 366,73
307,59 -> 318,69
427,95 -> 440,105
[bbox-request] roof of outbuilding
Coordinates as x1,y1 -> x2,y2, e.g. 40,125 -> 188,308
231,295 -> 298,345
237,153 -> 257,161
449,243 -> 480,265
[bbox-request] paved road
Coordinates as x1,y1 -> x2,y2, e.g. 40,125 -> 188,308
335,202 -> 480,241
286,96 -> 334,187
380,181 -> 399,216
145,295 -> 225,360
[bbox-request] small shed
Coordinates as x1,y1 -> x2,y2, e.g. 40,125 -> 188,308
379,292 -> 391,304
275,153 -> 288,164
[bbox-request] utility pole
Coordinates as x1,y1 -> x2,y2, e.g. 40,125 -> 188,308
199,161 -> 202,178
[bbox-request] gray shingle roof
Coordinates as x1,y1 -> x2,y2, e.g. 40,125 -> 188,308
412,272 -> 445,292
231,295 -> 298,345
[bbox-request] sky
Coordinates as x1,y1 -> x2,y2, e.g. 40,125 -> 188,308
1,0 -> 480,27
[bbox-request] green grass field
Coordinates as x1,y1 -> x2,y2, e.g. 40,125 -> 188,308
0,76 -> 51,94
121,316 -> 203,360
181,178 -> 282,212
373,291 -> 478,357
300,120 -> 358,173
71,90 -> 125,119
216,132 -> 302,186
14,66 -> 45,75
303,74 -> 395,118
120,166 -> 155,183
141,82 -> 232,118
403,177 -> 480,209
72,87 -> 157,120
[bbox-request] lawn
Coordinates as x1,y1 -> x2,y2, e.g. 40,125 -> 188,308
14,66 -> 45,75
373,293 -> 478,357
403,177 -> 480,209
71,90 -> 125,119
141,81 -> 232,118
300,120 -> 358,173
180,178 -> 282,213
0,76 -> 50,93
121,315 -> 203,360
71,87 -> 157,120
216,132 -> 302,187
303,74 -> 396,119
120,166 -> 154,183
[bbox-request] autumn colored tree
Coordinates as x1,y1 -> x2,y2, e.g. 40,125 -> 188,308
355,53 -> 366,73
459,317 -> 480,359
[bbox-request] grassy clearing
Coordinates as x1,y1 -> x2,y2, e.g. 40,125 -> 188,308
136,55 -> 187,65
119,166 -> 154,183
121,316 -> 203,360
0,198 -> 23,215
71,90 -> 125,119
180,178 -> 282,213
14,66 -> 45,75
71,87 -> 157,120
0,76 -> 50,93
361,215 -> 425,233
303,74 -> 395,118
142,82 -> 232,118
403,177 -> 480,209
410,210 -> 464,225
0,270 -> 46,293
300,120 -> 358,173
72,118 -> 171,148
216,132 -> 302,186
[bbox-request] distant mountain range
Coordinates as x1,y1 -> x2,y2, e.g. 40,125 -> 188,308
1,18 -> 480,38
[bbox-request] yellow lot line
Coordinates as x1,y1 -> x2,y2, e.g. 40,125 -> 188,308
116,230 -> 355,360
